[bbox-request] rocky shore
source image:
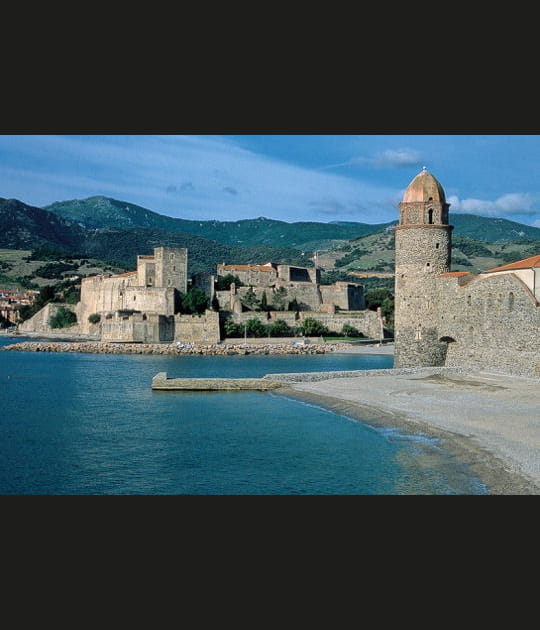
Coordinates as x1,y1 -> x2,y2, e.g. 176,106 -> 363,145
0,340 -> 336,355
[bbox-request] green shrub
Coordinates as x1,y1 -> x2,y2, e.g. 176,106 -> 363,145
223,318 -> 243,337
245,317 -> 267,338
340,323 -> 364,338
267,319 -> 293,337
49,307 -> 77,329
300,317 -> 329,337
88,313 -> 101,324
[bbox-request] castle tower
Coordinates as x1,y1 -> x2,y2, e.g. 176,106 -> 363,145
394,167 -> 453,367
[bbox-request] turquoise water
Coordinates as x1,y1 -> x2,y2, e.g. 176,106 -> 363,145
0,337 -> 487,494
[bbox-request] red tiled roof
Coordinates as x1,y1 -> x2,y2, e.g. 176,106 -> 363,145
438,271 -> 471,278
218,264 -> 274,273
484,254 -> 540,273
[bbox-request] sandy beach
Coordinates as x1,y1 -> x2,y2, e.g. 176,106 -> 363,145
277,353 -> 540,494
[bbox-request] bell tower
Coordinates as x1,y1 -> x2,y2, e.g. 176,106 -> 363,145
394,167 -> 453,367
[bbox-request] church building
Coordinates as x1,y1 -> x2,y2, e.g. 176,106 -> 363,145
394,168 -> 540,377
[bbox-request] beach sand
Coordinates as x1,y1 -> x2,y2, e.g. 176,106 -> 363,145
277,345 -> 540,494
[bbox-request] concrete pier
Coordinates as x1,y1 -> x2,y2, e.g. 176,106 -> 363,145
151,372 -> 283,391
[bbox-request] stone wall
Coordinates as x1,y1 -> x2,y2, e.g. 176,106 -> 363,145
174,310 -> 221,343
154,247 -> 188,294
226,309 -> 382,339
101,312 -> 175,343
18,302 -> 81,335
394,224 -> 452,368
435,273 -> 540,377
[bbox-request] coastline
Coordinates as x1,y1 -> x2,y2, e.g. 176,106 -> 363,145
276,368 -> 540,495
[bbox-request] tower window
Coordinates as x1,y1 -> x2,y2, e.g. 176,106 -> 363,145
428,208 -> 434,224
435,243 -> 440,249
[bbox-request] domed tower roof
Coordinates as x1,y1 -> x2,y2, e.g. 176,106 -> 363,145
402,167 -> 446,204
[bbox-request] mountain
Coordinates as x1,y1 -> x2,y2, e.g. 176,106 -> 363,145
449,214 -> 540,242
44,196 -> 540,247
0,197 -> 86,250
44,196 -> 393,250
0,198 -> 309,275
79,227 -> 309,274
4,195 -> 540,280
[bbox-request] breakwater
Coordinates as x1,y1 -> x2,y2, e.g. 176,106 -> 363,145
0,340 -> 336,355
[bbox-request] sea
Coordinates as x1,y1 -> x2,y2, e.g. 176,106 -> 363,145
0,335 -> 488,495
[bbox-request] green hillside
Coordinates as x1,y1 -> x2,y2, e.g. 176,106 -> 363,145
326,231 -> 540,275
44,196 -> 540,248
44,196 -> 393,249
0,197 -> 86,251
0,198 -> 311,276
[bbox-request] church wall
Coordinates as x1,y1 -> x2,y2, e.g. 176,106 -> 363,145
434,273 -> 540,377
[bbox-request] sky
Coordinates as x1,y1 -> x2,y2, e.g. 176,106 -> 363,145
1,134 -> 540,227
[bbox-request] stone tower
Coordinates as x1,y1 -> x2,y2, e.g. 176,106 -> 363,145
394,167 -> 453,367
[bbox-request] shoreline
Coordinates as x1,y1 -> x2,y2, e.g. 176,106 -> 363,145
275,369 -> 540,495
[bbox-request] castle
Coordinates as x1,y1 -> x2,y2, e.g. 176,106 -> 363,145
394,167 -> 540,377
20,245 -> 383,342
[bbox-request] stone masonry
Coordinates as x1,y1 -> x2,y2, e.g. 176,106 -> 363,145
394,168 -> 540,377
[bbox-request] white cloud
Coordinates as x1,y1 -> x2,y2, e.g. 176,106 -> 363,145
447,192 -> 539,217
368,148 -> 423,168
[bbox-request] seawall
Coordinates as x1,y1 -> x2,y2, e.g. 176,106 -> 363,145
0,340 -> 337,356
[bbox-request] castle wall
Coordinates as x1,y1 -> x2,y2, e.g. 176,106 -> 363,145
124,286 -> 176,315
227,309 -> 382,339
101,312 -> 174,343
319,282 -> 365,310
18,302 -> 81,335
137,257 -> 156,287
217,264 -> 277,287
174,310 -> 221,343
78,273 -> 138,333
154,247 -> 188,293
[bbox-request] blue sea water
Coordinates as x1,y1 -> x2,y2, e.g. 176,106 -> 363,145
0,336 -> 487,494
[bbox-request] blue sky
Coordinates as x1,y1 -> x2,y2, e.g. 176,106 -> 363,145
1,134 -> 540,227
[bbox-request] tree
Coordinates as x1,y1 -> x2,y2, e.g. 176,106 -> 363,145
245,317 -> 267,338
268,319 -> 293,337
260,291 -> 269,311
241,287 -> 259,311
300,317 -> 329,337
288,298 -> 299,312
272,286 -> 288,311
340,323 -> 364,338
215,273 -> 241,291
88,313 -> 101,324
49,307 -> 77,329
365,288 -> 393,311
18,284 -> 56,322
223,318 -> 242,337
181,289 -> 209,315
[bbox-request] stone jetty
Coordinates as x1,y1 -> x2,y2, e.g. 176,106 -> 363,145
0,340 -> 336,356
151,372 -> 284,391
